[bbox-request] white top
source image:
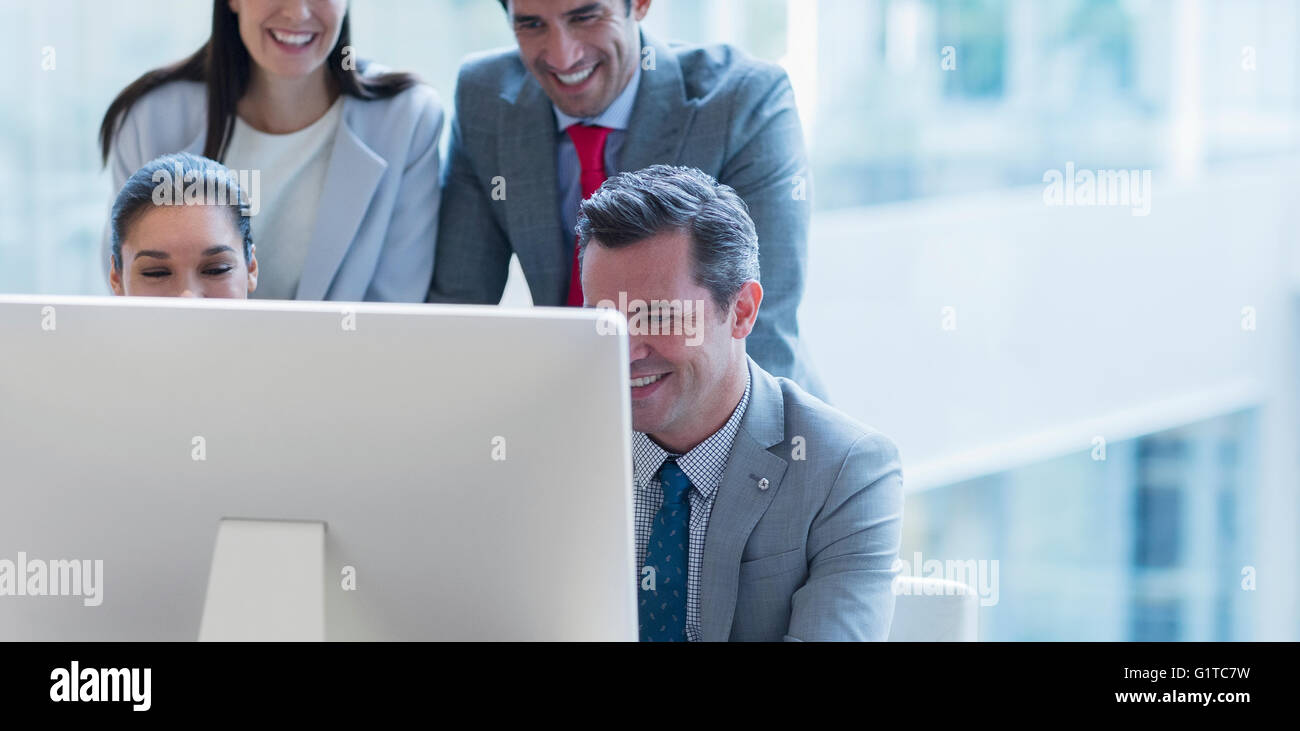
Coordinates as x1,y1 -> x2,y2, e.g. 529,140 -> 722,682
224,98 -> 343,300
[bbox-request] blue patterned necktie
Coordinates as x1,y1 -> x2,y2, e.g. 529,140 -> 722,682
639,459 -> 692,642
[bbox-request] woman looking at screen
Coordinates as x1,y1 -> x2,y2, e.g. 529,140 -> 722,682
99,0 -> 441,302
110,153 -> 258,299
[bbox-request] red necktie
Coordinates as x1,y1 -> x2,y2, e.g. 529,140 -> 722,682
565,124 -> 612,307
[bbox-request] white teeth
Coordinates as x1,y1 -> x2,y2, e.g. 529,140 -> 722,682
271,30 -> 315,46
630,374 -> 663,388
556,67 -> 595,85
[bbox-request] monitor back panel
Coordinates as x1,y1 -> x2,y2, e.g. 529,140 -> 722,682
0,296 -> 636,641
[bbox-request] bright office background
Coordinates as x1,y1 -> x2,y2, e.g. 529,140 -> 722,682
2,0 -> 1297,640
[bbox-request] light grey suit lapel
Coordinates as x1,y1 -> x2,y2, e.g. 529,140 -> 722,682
620,32 -> 696,175
295,97 -> 388,300
700,358 -> 789,641
497,72 -> 567,305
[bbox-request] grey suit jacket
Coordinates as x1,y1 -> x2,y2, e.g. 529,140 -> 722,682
430,32 -> 826,398
701,356 -> 903,641
101,67 -> 443,302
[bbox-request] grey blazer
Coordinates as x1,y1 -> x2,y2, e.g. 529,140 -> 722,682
101,69 -> 443,302
703,356 -> 903,641
430,32 -> 826,398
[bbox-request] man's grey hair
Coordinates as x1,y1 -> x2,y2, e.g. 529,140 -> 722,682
576,164 -> 760,311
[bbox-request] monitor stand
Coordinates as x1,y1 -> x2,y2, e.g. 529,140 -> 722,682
198,519 -> 326,641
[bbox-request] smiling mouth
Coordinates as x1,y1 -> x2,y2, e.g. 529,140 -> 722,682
630,373 -> 667,388
554,64 -> 597,86
268,29 -> 318,48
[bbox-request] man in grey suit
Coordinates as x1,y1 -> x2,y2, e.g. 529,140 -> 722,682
429,0 -> 825,398
578,165 -> 903,641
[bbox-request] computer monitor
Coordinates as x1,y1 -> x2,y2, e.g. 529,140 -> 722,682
0,295 -> 637,641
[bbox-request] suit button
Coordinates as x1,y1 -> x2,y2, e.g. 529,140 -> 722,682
758,478 -> 770,491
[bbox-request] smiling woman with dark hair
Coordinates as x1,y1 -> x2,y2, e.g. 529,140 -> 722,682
99,0 -> 443,303
109,152 -> 259,299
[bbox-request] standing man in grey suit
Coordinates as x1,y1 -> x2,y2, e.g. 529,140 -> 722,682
578,165 -> 903,641
429,0 -> 825,398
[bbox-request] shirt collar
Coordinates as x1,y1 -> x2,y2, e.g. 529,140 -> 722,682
632,371 -> 753,501
553,63 -> 642,133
